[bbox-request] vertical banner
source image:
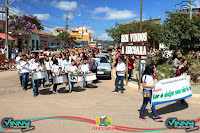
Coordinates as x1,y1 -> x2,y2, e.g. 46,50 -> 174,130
152,75 -> 192,106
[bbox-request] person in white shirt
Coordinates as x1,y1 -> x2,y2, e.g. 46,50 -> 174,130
44,57 -> 52,83
30,56 -> 43,97
20,55 -> 30,90
0,46 -> 5,54
62,55 -> 71,73
81,58 -> 90,88
57,54 -> 63,67
113,56 -> 126,93
139,65 -> 163,122
16,52 -> 22,85
67,60 -> 78,93
51,59 -> 61,94
141,56 -> 147,75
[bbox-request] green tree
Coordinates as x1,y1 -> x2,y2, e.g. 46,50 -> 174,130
56,31 -> 69,46
105,20 -> 162,44
162,11 -> 200,50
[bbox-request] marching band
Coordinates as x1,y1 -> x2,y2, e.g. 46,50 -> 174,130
16,50 -> 97,97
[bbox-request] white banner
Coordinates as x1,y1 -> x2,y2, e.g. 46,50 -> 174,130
152,75 -> 192,106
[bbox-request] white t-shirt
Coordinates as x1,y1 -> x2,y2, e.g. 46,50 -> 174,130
81,64 -> 89,73
30,62 -> 43,73
142,74 -> 154,90
44,61 -> 52,70
62,59 -> 71,72
67,65 -> 77,74
20,61 -> 29,73
57,58 -> 63,67
51,64 -> 60,76
116,62 -> 126,76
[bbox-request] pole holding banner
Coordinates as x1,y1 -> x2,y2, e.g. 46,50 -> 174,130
126,55 -> 128,85
138,0 -> 143,90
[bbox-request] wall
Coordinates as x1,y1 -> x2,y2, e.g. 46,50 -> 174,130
30,33 -> 40,50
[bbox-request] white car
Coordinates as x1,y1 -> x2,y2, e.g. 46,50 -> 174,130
96,54 -> 112,79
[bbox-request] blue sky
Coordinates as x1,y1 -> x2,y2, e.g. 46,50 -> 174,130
1,0 -> 200,40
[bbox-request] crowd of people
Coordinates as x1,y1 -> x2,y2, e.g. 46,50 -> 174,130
16,48 -> 102,97
3,46 -> 199,122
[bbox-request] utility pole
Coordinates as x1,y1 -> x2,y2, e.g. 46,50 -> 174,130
138,0 -> 143,90
66,10 -> 78,31
2,6 -> 4,20
5,0 -> 9,59
190,0 -> 193,20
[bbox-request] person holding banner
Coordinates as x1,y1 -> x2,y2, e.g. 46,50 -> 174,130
139,65 -> 163,122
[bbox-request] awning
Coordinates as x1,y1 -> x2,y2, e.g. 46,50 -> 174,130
0,33 -> 15,40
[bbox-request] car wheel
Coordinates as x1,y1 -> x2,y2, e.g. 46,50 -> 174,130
108,74 -> 111,80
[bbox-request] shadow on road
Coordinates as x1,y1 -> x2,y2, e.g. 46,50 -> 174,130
138,102 -> 188,119
73,86 -> 86,92
39,88 -> 53,95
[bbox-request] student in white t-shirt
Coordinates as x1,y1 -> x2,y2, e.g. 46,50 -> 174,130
81,58 -> 90,88
67,60 -> 78,93
29,56 -> 43,97
51,59 -> 64,94
139,65 -> 163,122
44,57 -> 52,83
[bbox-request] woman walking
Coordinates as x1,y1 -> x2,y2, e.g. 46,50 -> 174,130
139,65 -> 163,122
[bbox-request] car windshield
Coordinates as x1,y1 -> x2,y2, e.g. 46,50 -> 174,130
97,57 -> 108,63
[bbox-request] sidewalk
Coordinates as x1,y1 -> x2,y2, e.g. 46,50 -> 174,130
112,68 -> 200,97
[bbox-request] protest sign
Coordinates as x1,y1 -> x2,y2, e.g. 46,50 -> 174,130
152,75 -> 192,106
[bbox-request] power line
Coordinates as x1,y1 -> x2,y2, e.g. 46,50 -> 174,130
23,0 -> 63,19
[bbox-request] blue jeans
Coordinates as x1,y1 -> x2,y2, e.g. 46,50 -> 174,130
11,53 -> 15,60
139,90 -> 158,117
83,73 -> 88,87
46,70 -> 50,82
115,75 -> 124,91
31,74 -> 39,96
68,74 -> 74,92
22,73 -> 29,89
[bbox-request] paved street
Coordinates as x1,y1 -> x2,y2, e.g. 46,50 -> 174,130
0,70 -> 200,133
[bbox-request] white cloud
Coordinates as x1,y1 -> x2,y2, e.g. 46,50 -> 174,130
194,0 -> 200,7
51,1 -> 77,10
86,27 -> 112,40
96,33 -> 111,40
33,14 -> 50,20
10,6 -> 25,16
92,7 -> 136,20
63,14 -> 74,20
43,26 -> 65,32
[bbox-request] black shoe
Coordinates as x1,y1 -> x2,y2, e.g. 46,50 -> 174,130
23,88 -> 27,91
112,90 -> 118,93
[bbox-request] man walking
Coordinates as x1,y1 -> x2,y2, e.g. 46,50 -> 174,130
113,56 -> 126,94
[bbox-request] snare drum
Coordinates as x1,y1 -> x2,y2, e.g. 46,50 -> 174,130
70,73 -> 83,82
32,71 -> 46,80
53,74 -> 68,84
85,73 -> 97,81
